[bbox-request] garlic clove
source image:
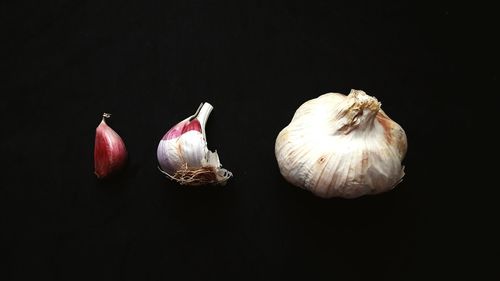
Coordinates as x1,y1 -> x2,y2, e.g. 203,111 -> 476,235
157,137 -> 184,175
94,113 -> 128,178
157,102 -> 232,186
177,130 -> 206,167
275,89 -> 407,198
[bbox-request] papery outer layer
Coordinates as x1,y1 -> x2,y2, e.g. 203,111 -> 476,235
275,90 -> 407,198
162,119 -> 202,140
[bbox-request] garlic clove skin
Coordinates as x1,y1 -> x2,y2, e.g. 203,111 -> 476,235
94,113 -> 128,178
157,120 -> 204,175
157,102 -> 232,186
275,90 -> 407,199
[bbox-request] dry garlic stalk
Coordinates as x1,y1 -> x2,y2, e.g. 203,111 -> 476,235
275,89 -> 407,198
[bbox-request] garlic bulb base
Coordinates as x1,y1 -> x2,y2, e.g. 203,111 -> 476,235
158,165 -> 232,186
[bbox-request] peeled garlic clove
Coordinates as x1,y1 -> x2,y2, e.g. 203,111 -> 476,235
94,113 -> 128,178
275,90 -> 407,198
157,102 -> 232,186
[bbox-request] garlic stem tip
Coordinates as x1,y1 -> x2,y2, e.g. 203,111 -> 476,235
197,102 -> 214,129
102,113 -> 111,120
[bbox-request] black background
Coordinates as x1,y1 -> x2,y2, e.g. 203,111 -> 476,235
1,1 -> 486,280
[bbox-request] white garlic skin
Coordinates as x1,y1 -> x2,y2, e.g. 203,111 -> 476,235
157,102 -> 232,186
275,90 -> 407,199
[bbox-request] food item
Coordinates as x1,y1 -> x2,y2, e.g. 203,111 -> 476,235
275,89 -> 407,198
157,102 -> 232,185
94,113 -> 127,178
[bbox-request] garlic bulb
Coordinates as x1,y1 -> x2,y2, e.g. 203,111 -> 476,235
157,102 -> 232,186
275,89 -> 407,198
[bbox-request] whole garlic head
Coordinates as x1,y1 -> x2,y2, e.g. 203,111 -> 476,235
275,89 -> 407,198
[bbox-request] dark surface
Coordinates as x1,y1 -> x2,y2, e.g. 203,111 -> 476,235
1,1 -> 481,280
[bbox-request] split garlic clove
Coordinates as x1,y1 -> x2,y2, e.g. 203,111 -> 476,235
275,89 -> 407,199
94,113 -> 128,178
157,102 -> 232,186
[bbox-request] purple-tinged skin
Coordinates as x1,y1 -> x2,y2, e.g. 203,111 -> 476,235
94,118 -> 127,178
162,119 -> 202,140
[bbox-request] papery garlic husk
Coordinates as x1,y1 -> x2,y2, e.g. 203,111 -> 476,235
94,113 -> 128,178
275,90 -> 407,199
157,102 -> 232,186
